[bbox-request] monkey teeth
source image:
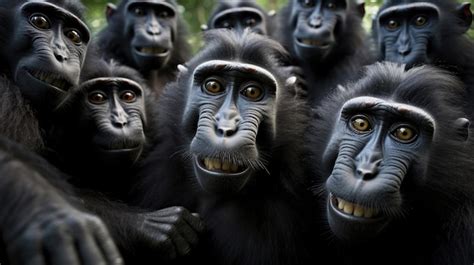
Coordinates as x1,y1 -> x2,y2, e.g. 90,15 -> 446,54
137,47 -> 168,55
202,158 -> 240,173
334,197 -> 379,219
31,70 -> 70,91
298,38 -> 329,48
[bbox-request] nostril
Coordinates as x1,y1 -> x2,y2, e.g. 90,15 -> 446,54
356,168 -> 376,180
112,121 -> 127,128
225,129 -> 236,137
216,127 -> 236,137
54,53 -> 66,62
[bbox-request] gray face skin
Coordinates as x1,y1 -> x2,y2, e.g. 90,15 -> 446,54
7,1 -> 90,110
181,60 -> 278,195
322,96 -> 436,241
376,3 -> 440,67
78,78 -> 147,168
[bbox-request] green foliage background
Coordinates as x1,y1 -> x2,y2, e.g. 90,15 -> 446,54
82,0 -> 474,50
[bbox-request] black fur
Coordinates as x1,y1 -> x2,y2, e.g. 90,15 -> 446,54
373,0 -> 474,118
276,0 -> 375,106
96,0 -> 191,98
308,62 -> 474,265
132,30 -> 319,265
0,1 -> 125,264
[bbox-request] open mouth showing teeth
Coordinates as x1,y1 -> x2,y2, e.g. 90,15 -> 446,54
297,38 -> 331,48
331,194 -> 380,219
28,70 -> 72,91
136,47 -> 169,55
200,158 -> 246,174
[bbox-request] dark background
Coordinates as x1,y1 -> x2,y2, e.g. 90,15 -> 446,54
82,0 -> 474,50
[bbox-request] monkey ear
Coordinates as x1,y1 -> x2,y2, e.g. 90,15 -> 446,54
106,3 -> 117,22
268,10 -> 276,17
177,64 -> 188,74
454,117 -> 470,142
336,85 -> 347,93
457,3 -> 472,33
356,2 -> 366,18
201,24 -> 209,31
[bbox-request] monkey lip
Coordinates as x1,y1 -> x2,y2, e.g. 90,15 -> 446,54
330,194 -> 382,219
134,46 -> 170,57
100,146 -> 141,153
26,69 -> 73,92
296,38 -> 331,49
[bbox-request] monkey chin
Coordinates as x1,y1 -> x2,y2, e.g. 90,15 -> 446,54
327,193 -> 389,242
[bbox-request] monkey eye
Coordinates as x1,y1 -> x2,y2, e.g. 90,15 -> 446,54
241,85 -> 263,101
301,0 -> 315,7
327,2 -> 336,9
133,7 -> 146,16
30,15 -> 50,30
414,16 -> 428,27
158,10 -> 170,18
203,79 -> 224,95
65,30 -> 82,45
350,115 -> 372,133
391,125 -> 417,143
120,91 -> 137,103
88,92 -> 107,105
221,21 -> 232,29
386,19 -> 400,30
245,18 -> 257,27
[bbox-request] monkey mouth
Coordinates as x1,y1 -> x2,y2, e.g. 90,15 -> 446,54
296,38 -> 331,49
330,194 -> 381,219
198,157 -> 247,174
193,156 -> 252,194
134,46 -> 169,56
327,193 -> 388,241
26,69 -> 73,92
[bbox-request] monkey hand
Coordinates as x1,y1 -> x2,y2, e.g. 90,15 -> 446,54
135,206 -> 205,260
4,204 -> 123,265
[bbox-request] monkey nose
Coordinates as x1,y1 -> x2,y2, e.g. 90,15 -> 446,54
398,45 -> 411,56
355,159 -> 382,180
308,17 -> 322,28
147,25 -> 161,35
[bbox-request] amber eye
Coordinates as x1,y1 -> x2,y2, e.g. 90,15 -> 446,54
65,30 -> 82,45
245,18 -> 257,27
134,7 -> 145,16
203,80 -> 224,94
241,86 -> 263,101
386,20 -> 400,30
301,0 -> 315,7
350,116 -> 372,133
88,92 -> 107,104
327,2 -> 336,9
30,15 -> 50,30
120,91 -> 137,103
392,126 -> 417,143
414,16 -> 427,27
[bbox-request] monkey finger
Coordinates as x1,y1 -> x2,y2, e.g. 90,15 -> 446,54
92,224 -> 124,265
43,230 -> 81,265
